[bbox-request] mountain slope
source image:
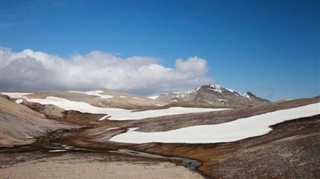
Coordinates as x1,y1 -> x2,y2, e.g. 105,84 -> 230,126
0,96 -> 75,147
156,84 -> 270,106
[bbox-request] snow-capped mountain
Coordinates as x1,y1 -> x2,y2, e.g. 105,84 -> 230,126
156,84 -> 270,106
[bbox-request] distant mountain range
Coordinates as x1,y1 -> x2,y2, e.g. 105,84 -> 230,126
155,84 -> 270,106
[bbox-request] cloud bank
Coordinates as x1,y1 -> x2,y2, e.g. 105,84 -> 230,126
1,48 -> 213,95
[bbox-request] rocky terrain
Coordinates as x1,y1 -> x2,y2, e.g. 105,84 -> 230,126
0,96 -> 76,147
0,89 -> 319,179
156,84 -> 270,106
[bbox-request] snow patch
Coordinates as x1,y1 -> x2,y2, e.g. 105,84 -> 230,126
169,90 -> 195,100
1,92 -> 33,98
218,99 -> 227,103
15,99 -> 23,104
105,127 -> 120,131
69,90 -> 113,99
225,88 -> 240,96
99,115 -> 110,121
119,96 -> 127,98
243,93 -> 251,99
133,97 -> 144,100
148,96 -> 159,100
110,103 -> 320,144
225,88 -> 235,93
208,84 -> 223,94
128,127 -> 139,132
27,96 -> 116,114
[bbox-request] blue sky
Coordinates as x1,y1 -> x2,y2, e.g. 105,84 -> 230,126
1,1 -> 319,100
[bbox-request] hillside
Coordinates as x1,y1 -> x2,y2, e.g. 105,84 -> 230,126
0,96 -> 75,147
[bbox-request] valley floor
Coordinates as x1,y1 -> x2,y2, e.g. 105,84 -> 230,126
0,152 -> 202,179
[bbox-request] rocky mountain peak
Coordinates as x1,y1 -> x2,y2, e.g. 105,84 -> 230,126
208,84 -> 222,89
156,84 -> 270,106
243,91 -> 255,98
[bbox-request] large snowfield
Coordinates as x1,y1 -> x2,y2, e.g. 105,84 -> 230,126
1,93 -> 225,120
110,103 -> 320,144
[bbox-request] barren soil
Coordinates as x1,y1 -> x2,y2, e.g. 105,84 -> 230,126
1,95 -> 319,178
0,152 -> 202,179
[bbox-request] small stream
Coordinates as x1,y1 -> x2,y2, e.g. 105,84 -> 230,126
112,149 -> 202,171
46,147 -> 204,175
42,145 -> 204,176
1,144 -> 207,178
0,129 -> 208,178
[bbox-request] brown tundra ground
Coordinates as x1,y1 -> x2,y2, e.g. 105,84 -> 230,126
1,94 -> 319,178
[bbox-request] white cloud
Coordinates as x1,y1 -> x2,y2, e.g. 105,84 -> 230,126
176,56 -> 208,74
1,48 -> 213,95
